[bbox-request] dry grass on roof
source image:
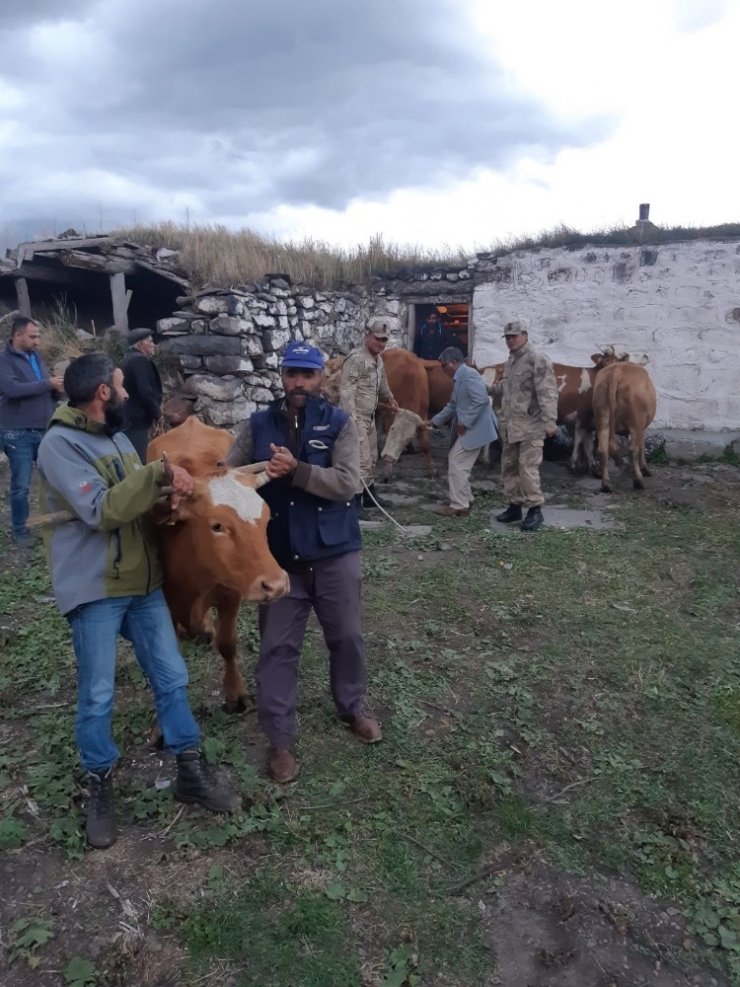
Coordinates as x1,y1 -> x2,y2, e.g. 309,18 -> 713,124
487,221 -> 740,256
112,222 -> 469,290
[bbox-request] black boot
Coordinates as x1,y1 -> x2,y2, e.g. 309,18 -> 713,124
175,749 -> 241,813
86,768 -> 116,849
362,484 -> 386,509
496,504 -> 523,523
520,506 -> 544,532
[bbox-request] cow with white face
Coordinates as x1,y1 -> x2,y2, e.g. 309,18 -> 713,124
148,417 -> 289,712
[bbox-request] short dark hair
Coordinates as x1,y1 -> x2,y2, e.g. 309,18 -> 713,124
64,353 -> 115,407
10,316 -> 35,338
438,346 -> 464,365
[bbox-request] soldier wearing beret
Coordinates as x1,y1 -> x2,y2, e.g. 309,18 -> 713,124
121,328 -> 162,461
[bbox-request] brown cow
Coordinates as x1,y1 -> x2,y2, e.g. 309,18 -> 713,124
482,350 -> 640,473
592,362 -> 657,492
147,417 -> 289,711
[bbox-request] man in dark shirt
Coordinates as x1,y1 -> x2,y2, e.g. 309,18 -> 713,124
0,316 -> 63,547
413,311 -> 448,361
226,341 -> 381,784
121,328 -> 162,461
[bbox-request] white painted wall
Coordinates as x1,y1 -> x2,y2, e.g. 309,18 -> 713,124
471,240 -> 740,431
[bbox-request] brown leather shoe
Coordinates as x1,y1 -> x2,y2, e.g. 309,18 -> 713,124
346,715 -> 382,744
431,504 -> 470,517
268,748 -> 298,783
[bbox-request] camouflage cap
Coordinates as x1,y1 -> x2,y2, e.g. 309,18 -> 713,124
502,319 -> 530,337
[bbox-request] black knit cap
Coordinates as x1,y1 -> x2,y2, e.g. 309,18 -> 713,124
128,327 -> 153,345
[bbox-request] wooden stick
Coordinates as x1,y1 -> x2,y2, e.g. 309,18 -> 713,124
26,509 -> 75,528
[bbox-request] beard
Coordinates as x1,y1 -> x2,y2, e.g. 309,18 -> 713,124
103,395 -> 126,436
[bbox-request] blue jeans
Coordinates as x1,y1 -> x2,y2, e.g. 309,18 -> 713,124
67,589 -> 201,772
0,428 -> 43,537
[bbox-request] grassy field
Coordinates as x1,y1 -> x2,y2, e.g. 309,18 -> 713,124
0,453 -> 738,986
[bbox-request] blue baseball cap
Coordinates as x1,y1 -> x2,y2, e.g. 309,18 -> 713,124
281,341 -> 325,370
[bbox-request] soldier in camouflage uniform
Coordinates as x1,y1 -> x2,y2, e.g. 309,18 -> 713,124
339,322 -> 399,510
491,319 -> 558,532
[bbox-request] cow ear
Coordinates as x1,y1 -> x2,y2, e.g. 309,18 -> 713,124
151,498 -> 194,526
590,353 -> 602,366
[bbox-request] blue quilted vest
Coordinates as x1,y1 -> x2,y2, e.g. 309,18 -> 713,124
251,397 -> 361,568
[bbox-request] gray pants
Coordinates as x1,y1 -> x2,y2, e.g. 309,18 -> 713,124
256,551 -> 367,748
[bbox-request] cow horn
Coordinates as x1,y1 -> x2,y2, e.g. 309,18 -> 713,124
233,461 -> 270,475
602,344 -> 615,355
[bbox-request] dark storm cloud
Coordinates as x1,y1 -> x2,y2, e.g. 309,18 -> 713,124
0,0 -> 611,235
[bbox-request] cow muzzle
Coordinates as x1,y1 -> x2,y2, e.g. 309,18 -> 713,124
250,570 -> 290,603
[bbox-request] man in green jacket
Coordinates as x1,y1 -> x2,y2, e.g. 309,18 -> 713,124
37,353 -> 238,849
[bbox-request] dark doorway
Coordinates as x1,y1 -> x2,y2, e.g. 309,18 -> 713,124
412,302 -> 470,360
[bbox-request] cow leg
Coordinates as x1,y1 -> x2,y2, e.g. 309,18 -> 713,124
596,423 -> 612,492
582,430 -> 595,473
417,425 -> 436,477
215,593 -> 249,712
630,431 -> 646,490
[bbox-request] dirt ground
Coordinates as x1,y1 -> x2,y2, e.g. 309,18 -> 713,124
0,434 -> 738,987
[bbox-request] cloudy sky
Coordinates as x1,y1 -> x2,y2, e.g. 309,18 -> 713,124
0,0 -> 736,252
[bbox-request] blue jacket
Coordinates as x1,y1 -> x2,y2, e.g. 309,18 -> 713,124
251,397 -> 361,568
431,363 -> 499,451
0,343 -> 57,429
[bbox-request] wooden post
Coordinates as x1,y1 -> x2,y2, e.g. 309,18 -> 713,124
109,272 -> 129,330
15,278 -> 31,317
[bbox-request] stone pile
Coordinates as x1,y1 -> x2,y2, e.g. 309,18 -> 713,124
157,276 -> 382,426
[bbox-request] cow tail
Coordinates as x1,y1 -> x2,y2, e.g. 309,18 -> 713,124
607,369 -> 619,458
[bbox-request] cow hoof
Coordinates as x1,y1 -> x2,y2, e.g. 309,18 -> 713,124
642,466 -> 652,477
223,695 -> 252,714
600,483 -> 612,494
195,630 -> 214,646
633,479 -> 645,490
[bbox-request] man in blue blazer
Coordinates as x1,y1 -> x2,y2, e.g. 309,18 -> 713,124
423,347 -> 498,517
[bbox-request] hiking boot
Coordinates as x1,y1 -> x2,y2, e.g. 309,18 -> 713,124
495,504 -> 523,523
354,495 -> 370,521
175,749 -> 241,813
345,714 -> 382,744
268,748 -> 299,784
86,768 -> 116,849
520,506 -> 544,533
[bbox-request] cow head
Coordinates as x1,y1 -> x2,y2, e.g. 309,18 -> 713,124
156,464 -> 289,603
162,394 -> 197,429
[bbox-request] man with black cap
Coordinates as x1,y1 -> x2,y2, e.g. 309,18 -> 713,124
225,340 -> 381,784
339,321 -> 399,511
121,327 -> 162,461
490,319 -> 558,532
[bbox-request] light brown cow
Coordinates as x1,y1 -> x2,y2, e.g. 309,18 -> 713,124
592,362 -> 657,492
379,348 -> 434,475
147,417 -> 289,711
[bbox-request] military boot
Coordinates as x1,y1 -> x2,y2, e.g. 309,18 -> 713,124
495,504 -> 523,523
175,750 -> 241,813
520,506 -> 544,533
362,484 -> 388,509
85,768 -> 117,849
354,494 -> 370,521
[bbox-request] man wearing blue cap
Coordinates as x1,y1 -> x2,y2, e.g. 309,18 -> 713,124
225,340 -> 382,783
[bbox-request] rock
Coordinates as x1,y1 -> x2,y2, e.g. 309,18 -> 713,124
184,374 -> 244,401
253,312 -> 277,329
209,315 -> 253,336
200,396 -> 253,426
298,296 -> 315,309
245,386 -> 274,404
178,355 -> 203,371
193,295 -> 229,316
242,336 -> 264,357
204,355 -> 254,374
163,335 -> 241,356
262,328 -> 291,352
226,295 -> 245,317
156,317 -> 191,336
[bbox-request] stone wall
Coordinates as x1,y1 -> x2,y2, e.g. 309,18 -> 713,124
157,240 -> 740,439
471,240 -> 740,433
156,267 -> 475,426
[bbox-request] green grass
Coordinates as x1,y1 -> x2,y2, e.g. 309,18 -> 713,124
1,474 -> 739,984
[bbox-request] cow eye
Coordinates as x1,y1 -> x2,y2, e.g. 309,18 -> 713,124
211,522 -> 226,533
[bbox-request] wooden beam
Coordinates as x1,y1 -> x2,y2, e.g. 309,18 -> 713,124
16,278 -> 31,317
9,261 -> 90,286
110,272 -> 129,331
